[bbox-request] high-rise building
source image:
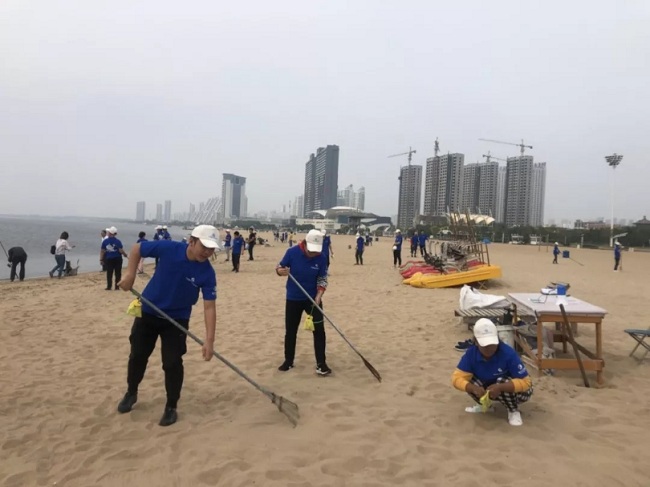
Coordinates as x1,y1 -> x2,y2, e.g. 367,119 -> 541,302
135,201 -> 146,222
164,200 -> 172,222
530,162 -> 547,227
461,163 -> 480,214
304,145 -> 339,214
354,186 -> 365,211
397,164 -> 422,230
477,161 -> 499,218
495,166 -> 507,223
156,203 -> 163,222
423,153 -> 464,216
293,194 -> 304,218
221,173 -> 247,222
189,203 -> 196,221
504,156 -> 533,227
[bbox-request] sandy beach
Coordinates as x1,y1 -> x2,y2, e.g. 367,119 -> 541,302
1,235 -> 649,487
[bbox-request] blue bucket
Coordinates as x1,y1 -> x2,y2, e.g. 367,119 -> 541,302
562,250 -> 570,258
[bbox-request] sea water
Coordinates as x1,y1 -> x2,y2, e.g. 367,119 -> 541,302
0,216 -> 190,280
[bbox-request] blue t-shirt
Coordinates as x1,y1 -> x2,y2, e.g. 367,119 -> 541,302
232,236 -> 245,255
224,233 -> 232,248
154,231 -> 163,241
137,237 -> 147,244
101,237 -> 123,260
394,234 -> 403,250
140,240 -> 217,319
553,245 -> 560,256
162,231 -> 171,240
279,245 -> 327,301
322,236 -> 331,254
418,234 -> 428,246
457,343 -> 529,387
411,235 -> 418,246
356,236 -> 364,251
614,247 -> 621,259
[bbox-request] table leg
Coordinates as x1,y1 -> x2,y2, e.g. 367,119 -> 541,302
596,320 -> 603,385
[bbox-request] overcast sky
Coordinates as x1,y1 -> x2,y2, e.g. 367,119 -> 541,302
1,1 -> 648,223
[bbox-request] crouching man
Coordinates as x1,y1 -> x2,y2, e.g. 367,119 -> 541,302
451,318 -> 533,426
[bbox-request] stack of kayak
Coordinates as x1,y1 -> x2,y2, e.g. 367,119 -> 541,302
400,258 -> 501,289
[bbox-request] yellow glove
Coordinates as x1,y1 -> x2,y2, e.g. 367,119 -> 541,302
303,314 -> 315,331
126,298 -> 142,318
479,391 -> 492,412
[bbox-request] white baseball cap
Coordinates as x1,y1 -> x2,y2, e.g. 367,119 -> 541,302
473,318 -> 499,347
106,226 -> 117,234
155,225 -> 162,230
555,242 -> 559,245
191,225 -> 221,249
305,229 -> 323,252
396,229 -> 401,233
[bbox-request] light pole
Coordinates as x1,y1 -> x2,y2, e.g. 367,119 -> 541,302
605,153 -> 623,247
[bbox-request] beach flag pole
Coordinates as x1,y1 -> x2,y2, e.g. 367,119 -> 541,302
130,289 -> 300,426
288,273 -> 382,383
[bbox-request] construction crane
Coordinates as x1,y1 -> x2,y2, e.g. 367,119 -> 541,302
388,147 -> 417,166
479,138 -> 533,156
482,151 -> 508,163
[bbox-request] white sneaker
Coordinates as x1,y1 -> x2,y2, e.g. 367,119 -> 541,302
508,410 -> 523,426
465,405 -> 495,413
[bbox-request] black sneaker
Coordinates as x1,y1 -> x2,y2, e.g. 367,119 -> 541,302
159,407 -> 178,427
316,363 -> 332,376
454,339 -> 474,352
117,392 -> 137,413
278,361 -> 294,371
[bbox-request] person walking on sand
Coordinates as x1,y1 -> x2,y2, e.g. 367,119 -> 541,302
276,229 -> 332,376
418,231 -> 429,257
116,225 -> 220,426
614,242 -> 622,271
7,246 -> 27,282
410,231 -> 418,258
223,229 -> 232,262
231,230 -> 245,272
50,232 -> 75,279
552,242 -> 560,264
100,227 -> 128,290
247,227 -> 257,260
393,229 -> 403,268
100,229 -> 108,272
137,232 -> 147,274
354,232 -> 364,265
451,319 -> 533,426
322,229 -> 334,268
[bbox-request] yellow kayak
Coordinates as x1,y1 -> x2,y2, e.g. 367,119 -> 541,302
403,265 -> 502,288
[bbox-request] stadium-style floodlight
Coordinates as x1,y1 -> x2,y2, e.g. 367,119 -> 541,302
605,153 -> 623,247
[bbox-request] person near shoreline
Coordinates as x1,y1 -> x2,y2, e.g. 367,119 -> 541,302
100,226 -> 128,290
50,232 -> 74,279
115,225 -> 219,427
137,231 -> 147,274
100,229 -> 108,272
7,246 -> 27,282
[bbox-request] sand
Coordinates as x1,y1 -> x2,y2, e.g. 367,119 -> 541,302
1,235 -> 649,487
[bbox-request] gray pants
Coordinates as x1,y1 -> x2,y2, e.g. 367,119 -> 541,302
224,247 -> 231,261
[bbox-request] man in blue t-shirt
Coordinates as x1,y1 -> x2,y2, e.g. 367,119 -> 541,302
410,231 -> 418,257
321,230 -> 334,268
614,242 -> 622,271
223,229 -> 232,262
553,242 -> 560,264
354,233 -> 364,265
116,225 -> 220,427
451,319 -> 533,426
393,229 -> 403,268
100,226 -> 128,291
231,231 -> 245,272
276,229 -> 331,376
418,232 -> 429,256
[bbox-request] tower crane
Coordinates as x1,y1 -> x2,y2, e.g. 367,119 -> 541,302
388,147 -> 417,166
479,138 -> 533,156
482,151 -> 508,163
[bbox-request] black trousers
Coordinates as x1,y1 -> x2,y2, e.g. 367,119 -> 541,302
614,257 -> 620,270
419,245 -> 427,256
247,243 -> 255,260
10,257 -> 26,281
232,253 -> 241,271
393,249 -> 402,267
105,257 -> 123,289
355,249 -> 363,265
284,299 -> 326,365
126,312 -> 189,408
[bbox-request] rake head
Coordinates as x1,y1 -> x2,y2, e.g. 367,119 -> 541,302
363,357 -> 382,383
271,394 -> 300,427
